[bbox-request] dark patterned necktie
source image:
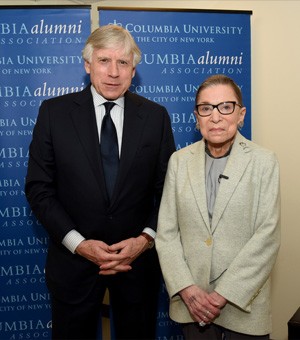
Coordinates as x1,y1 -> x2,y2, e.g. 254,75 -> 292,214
100,102 -> 119,199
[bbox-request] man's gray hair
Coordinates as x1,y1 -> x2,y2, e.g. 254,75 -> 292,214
82,25 -> 141,67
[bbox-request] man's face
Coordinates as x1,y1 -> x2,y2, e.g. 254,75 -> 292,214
84,46 -> 136,100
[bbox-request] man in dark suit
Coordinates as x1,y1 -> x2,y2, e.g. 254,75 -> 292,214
25,25 -> 175,340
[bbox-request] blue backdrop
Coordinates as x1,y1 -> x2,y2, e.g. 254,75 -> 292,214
0,6 -> 251,340
98,8 -> 251,340
0,7 -> 90,339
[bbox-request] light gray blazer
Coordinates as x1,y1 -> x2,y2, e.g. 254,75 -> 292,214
156,132 -> 280,335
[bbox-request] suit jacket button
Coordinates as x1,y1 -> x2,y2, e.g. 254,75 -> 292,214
108,215 -> 113,220
205,238 -> 212,246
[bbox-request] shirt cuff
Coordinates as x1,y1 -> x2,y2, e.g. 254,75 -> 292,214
62,229 -> 86,254
142,227 -> 156,239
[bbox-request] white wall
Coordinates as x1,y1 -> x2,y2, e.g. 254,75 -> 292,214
1,1 -> 299,339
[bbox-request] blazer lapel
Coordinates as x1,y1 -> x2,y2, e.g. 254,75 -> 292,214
187,141 -> 211,232
211,133 -> 252,233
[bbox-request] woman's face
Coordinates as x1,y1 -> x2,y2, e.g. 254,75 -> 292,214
195,84 -> 246,153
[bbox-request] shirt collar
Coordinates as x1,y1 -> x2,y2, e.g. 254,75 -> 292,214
205,140 -> 233,159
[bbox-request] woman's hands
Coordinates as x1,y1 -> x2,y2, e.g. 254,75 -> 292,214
179,285 -> 227,325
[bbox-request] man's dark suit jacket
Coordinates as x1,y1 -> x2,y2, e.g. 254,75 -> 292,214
25,85 -> 175,304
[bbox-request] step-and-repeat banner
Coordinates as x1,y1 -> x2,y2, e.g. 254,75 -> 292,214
98,8 -> 252,340
0,6 -> 251,340
99,8 -> 252,148
0,7 -> 90,340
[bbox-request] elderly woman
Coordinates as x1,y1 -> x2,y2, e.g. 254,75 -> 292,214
156,74 -> 280,339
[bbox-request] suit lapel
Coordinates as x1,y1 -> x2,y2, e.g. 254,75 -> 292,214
69,86 -> 107,195
110,92 -> 145,204
211,133 -> 252,233
187,141 -> 211,232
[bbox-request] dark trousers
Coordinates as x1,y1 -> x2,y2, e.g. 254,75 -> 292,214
182,323 -> 269,340
51,253 -> 161,340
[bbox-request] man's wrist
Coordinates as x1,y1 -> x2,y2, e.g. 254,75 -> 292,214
62,229 -> 86,254
142,227 -> 156,239
140,232 -> 155,249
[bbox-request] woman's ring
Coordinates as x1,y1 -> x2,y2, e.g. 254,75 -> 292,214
199,321 -> 206,327
205,310 -> 210,317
